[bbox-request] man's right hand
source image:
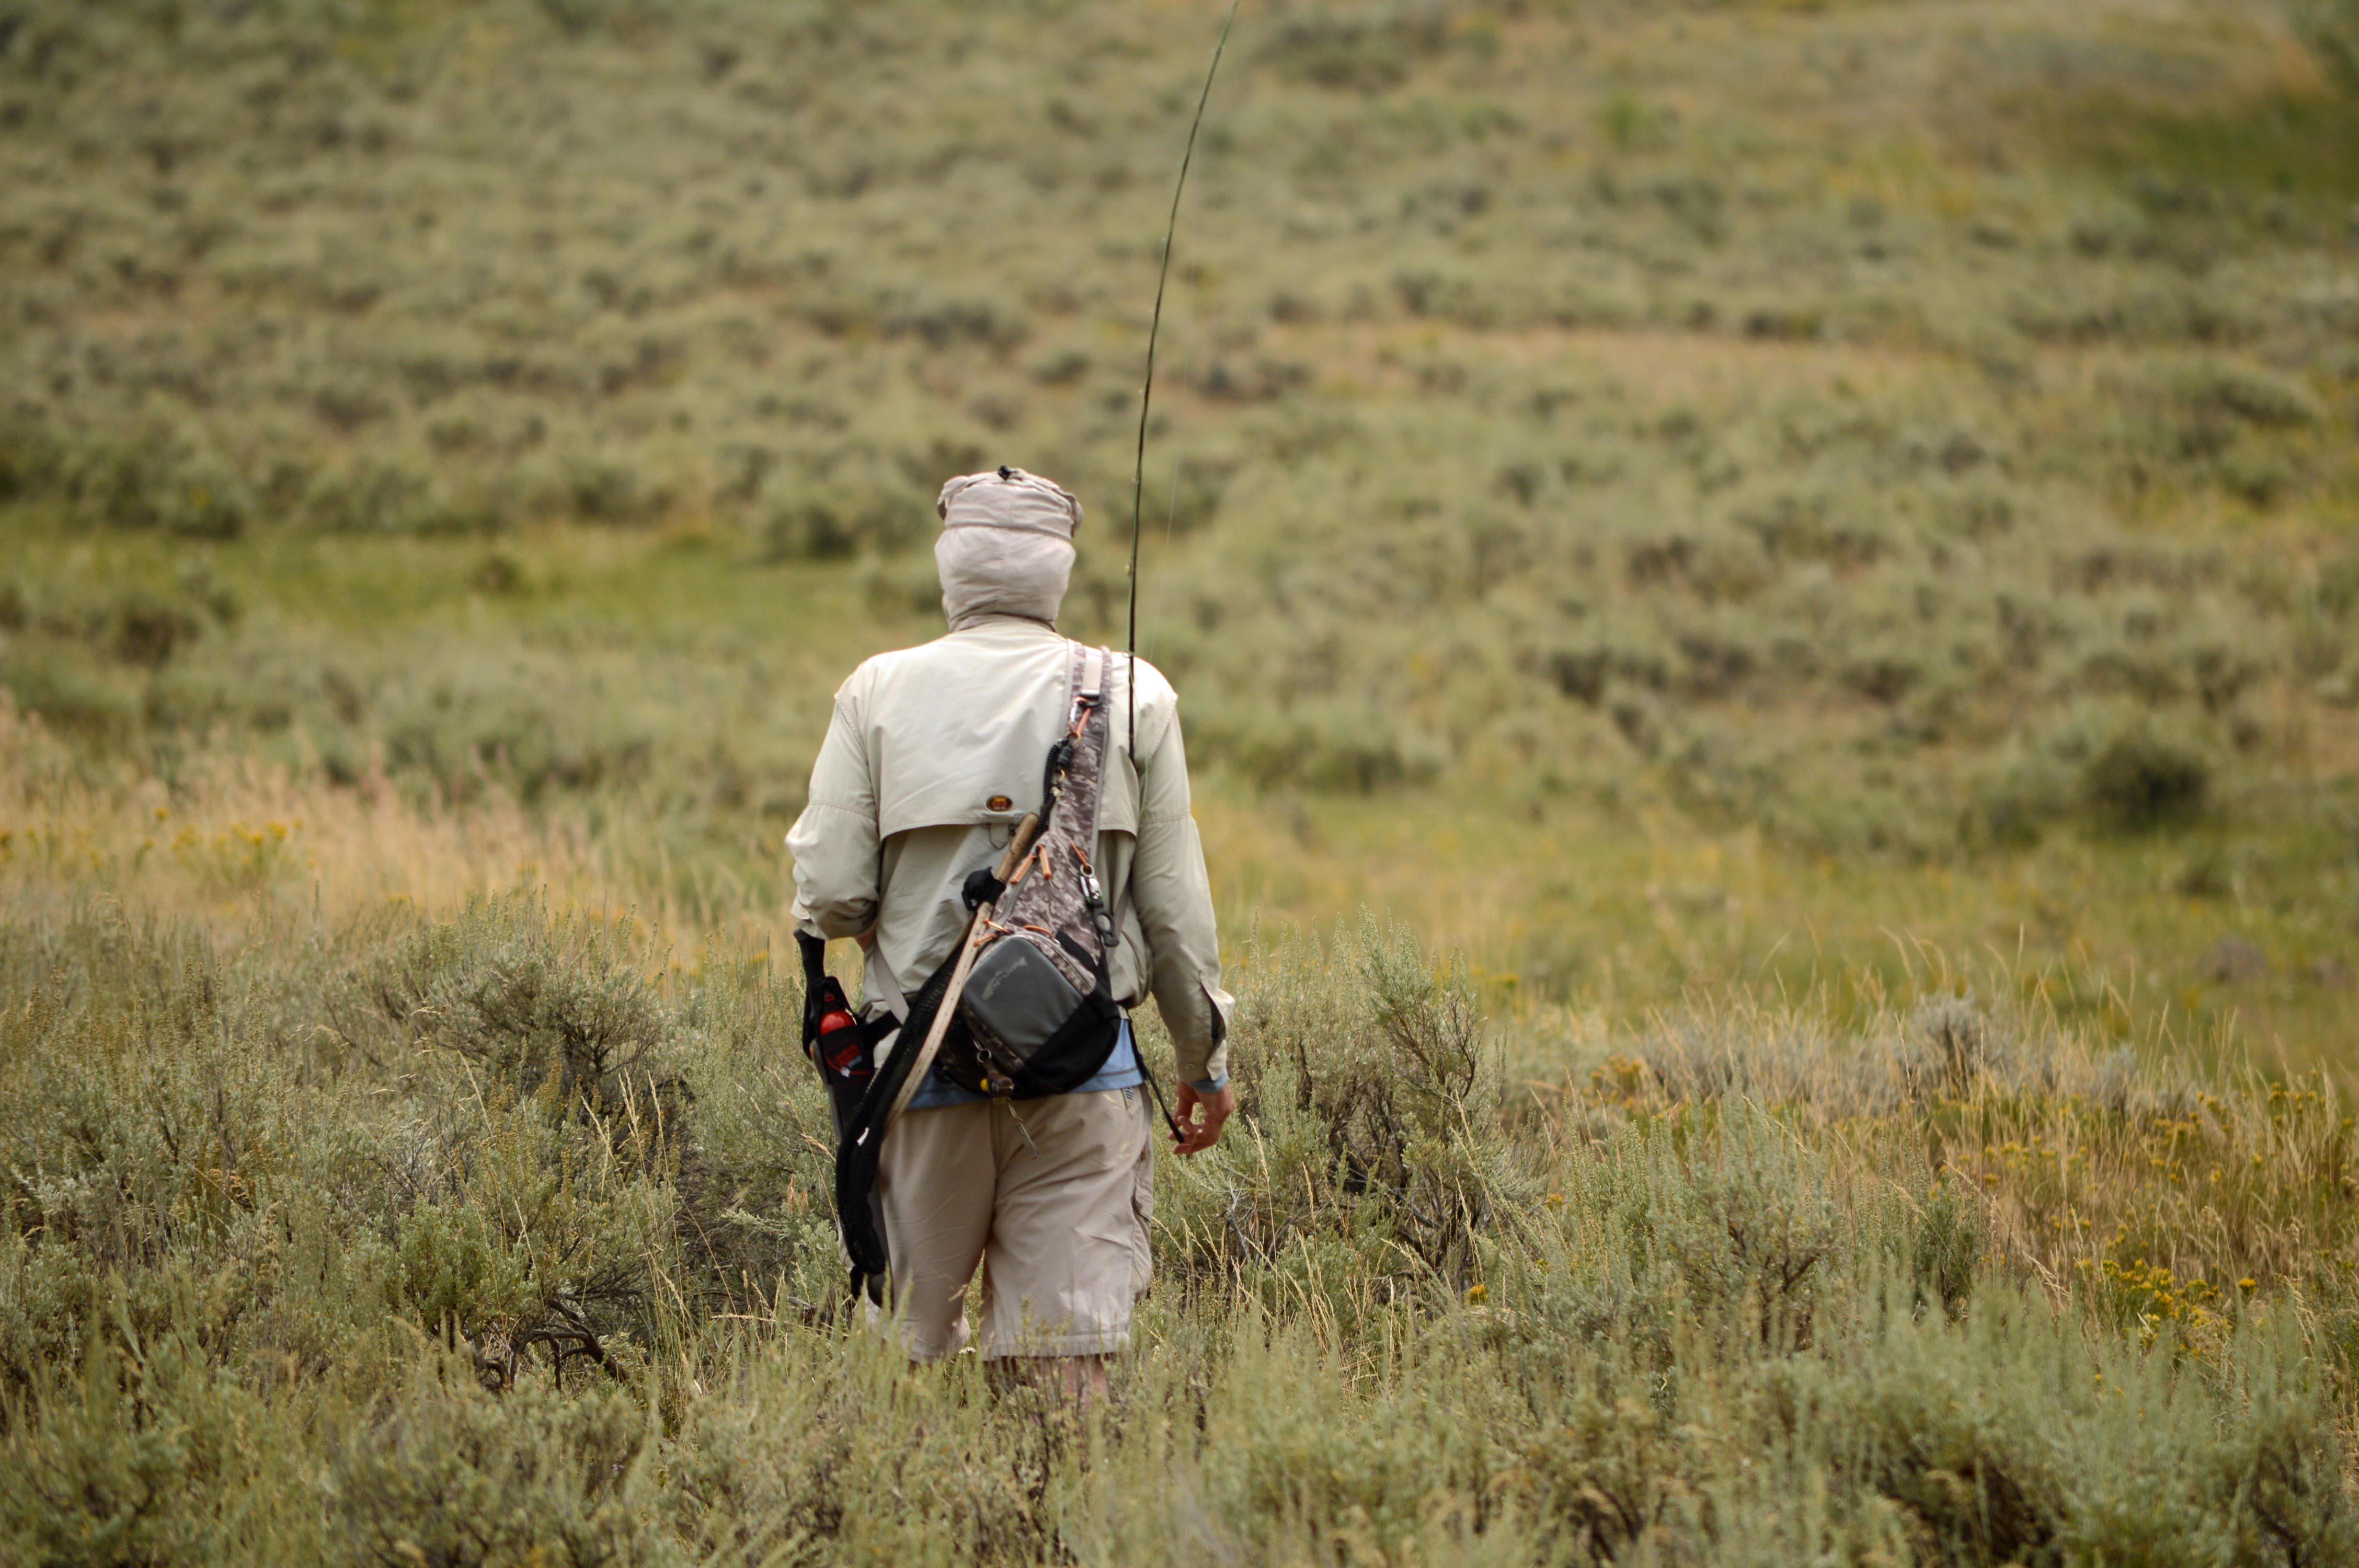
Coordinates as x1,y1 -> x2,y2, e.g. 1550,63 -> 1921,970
1171,1081 -> 1233,1156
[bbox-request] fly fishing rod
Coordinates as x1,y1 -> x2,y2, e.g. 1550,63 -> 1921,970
1118,2 -> 1242,1150
1127,0 -> 1242,759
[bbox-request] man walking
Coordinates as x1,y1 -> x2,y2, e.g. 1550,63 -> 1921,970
786,466 -> 1233,1392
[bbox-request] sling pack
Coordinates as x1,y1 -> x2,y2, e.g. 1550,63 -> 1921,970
936,643 -> 1125,1099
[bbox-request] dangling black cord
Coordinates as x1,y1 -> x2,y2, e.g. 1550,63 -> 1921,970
1140,1065 -> 1186,1147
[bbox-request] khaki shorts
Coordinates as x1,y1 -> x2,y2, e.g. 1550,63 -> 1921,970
873,1086 -> 1154,1360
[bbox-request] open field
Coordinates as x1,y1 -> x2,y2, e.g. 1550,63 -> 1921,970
4,0 -> 2359,1561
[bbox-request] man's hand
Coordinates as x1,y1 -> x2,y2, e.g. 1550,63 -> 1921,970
1171,1081 -> 1234,1156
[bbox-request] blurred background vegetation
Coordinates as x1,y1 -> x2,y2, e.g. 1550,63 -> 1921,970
2,0 -> 2355,1064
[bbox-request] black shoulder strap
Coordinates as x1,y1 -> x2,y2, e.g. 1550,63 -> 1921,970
832,952 -> 958,1300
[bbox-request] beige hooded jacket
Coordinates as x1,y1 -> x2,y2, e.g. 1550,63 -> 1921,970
785,471 -> 1232,1087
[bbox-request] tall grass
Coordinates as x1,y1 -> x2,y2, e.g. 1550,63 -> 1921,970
4,835 -> 2356,1561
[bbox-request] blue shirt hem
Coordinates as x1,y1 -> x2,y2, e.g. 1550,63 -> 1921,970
900,1018 -> 1143,1110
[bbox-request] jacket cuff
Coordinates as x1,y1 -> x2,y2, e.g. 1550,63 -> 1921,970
1173,978 -> 1233,1088
1178,1039 -> 1229,1090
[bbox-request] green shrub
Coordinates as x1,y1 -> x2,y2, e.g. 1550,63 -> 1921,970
0,408 -> 60,502
2295,0 -> 2359,91
2169,359 -> 2326,433
334,1369 -> 674,1568
755,470 -> 924,561
2082,726 -> 2211,832
302,456 -> 436,535
0,641 -> 141,735
1139,918 -> 1535,1337
60,426 -> 251,539
1195,699 -> 1447,793
105,588 -> 203,667
1,1322 -> 317,1567
557,454 -> 673,529
1260,5 -> 1456,93
361,893 -> 671,1112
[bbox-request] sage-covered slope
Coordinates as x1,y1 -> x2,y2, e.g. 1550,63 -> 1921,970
5,0 -> 2356,844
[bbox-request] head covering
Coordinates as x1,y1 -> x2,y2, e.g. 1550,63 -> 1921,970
934,466 -> 1083,629
937,466 -> 1083,538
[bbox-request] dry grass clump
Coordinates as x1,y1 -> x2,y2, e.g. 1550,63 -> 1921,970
0,695 -> 559,912
1574,981 -> 2359,1362
0,693 -> 804,957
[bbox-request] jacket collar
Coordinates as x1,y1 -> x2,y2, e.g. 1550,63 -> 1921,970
944,612 -> 1062,639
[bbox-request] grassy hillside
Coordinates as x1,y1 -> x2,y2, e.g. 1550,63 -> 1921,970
4,0 -> 2359,1560
4,0 -> 2356,1059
